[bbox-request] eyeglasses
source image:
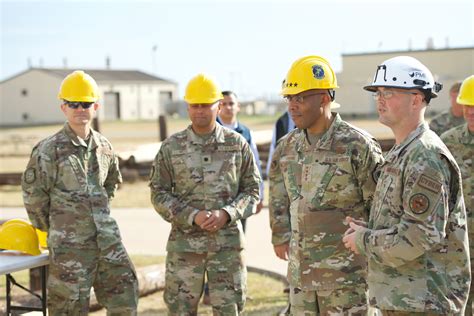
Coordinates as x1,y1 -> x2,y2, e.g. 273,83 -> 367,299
372,90 -> 420,100
65,102 -> 94,109
283,92 -> 327,104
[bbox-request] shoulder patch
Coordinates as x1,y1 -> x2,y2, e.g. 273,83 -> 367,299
24,167 -> 36,184
417,174 -> 442,193
409,193 -> 430,214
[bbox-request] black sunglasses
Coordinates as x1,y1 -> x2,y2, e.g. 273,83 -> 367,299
65,102 -> 94,109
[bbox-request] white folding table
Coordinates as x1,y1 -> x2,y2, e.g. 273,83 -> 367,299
0,250 -> 49,315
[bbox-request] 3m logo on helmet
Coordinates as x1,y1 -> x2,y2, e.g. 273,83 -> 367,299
312,65 -> 325,79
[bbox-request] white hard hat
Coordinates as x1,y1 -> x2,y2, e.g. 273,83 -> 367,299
364,56 -> 442,99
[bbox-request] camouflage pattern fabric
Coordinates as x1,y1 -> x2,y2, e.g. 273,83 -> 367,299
269,113 -> 383,311
289,285 -> 367,315
441,123 -> 474,315
22,123 -> 138,313
380,311 -> 440,316
355,123 -> 470,314
150,124 -> 260,313
22,123 -> 123,249
164,250 -> 246,315
48,244 -> 138,315
429,109 -> 465,136
149,124 -> 261,252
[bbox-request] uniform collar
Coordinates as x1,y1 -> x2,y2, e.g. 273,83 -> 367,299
186,124 -> 226,145
296,112 -> 341,152
63,122 -> 99,149
460,123 -> 474,145
385,122 -> 428,162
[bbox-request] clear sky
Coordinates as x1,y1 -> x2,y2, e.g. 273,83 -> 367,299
1,0 -> 473,100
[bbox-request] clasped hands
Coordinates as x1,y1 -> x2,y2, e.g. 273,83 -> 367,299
342,216 -> 367,254
194,209 -> 229,233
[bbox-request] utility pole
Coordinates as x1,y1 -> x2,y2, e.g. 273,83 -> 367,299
152,45 -> 158,74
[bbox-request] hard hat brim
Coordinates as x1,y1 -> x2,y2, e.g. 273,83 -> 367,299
363,84 -> 438,98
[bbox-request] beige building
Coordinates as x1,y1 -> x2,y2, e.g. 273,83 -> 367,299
0,68 -> 177,126
336,46 -> 474,116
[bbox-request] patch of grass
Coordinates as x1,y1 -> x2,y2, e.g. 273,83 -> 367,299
90,271 -> 287,316
0,255 -> 165,306
0,255 -> 287,315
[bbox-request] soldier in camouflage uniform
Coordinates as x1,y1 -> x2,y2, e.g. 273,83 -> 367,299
429,81 -> 464,135
343,57 -> 471,315
22,71 -> 138,315
441,75 -> 474,315
149,73 -> 261,315
269,55 -> 384,315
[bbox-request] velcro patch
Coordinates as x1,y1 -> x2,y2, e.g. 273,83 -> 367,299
385,166 -> 400,176
323,156 -> 350,164
417,175 -> 442,193
218,145 -> 240,151
409,193 -> 430,214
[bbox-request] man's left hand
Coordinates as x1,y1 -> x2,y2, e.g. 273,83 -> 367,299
342,222 -> 363,254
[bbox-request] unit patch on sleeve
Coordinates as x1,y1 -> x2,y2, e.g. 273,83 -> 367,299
24,167 -> 36,184
409,193 -> 430,214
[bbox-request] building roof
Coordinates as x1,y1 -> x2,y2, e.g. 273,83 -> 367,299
342,46 -> 474,57
1,67 -> 176,84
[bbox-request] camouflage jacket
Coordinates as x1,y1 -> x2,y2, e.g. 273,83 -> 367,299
149,124 -> 261,253
429,109 -> 465,136
22,123 -> 123,250
442,124 -> 473,268
355,123 -> 470,314
269,113 -> 384,291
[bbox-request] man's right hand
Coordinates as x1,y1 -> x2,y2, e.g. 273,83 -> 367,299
194,210 -> 211,226
274,243 -> 289,261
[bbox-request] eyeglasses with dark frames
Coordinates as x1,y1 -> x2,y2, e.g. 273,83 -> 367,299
283,92 -> 327,104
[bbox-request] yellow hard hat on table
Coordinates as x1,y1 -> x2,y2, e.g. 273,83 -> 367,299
0,218 -> 41,256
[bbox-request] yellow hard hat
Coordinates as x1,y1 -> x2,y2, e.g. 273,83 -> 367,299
184,73 -> 223,104
281,55 -> 339,95
457,75 -> 474,106
0,219 -> 41,256
58,70 -> 100,102
36,228 -> 48,248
